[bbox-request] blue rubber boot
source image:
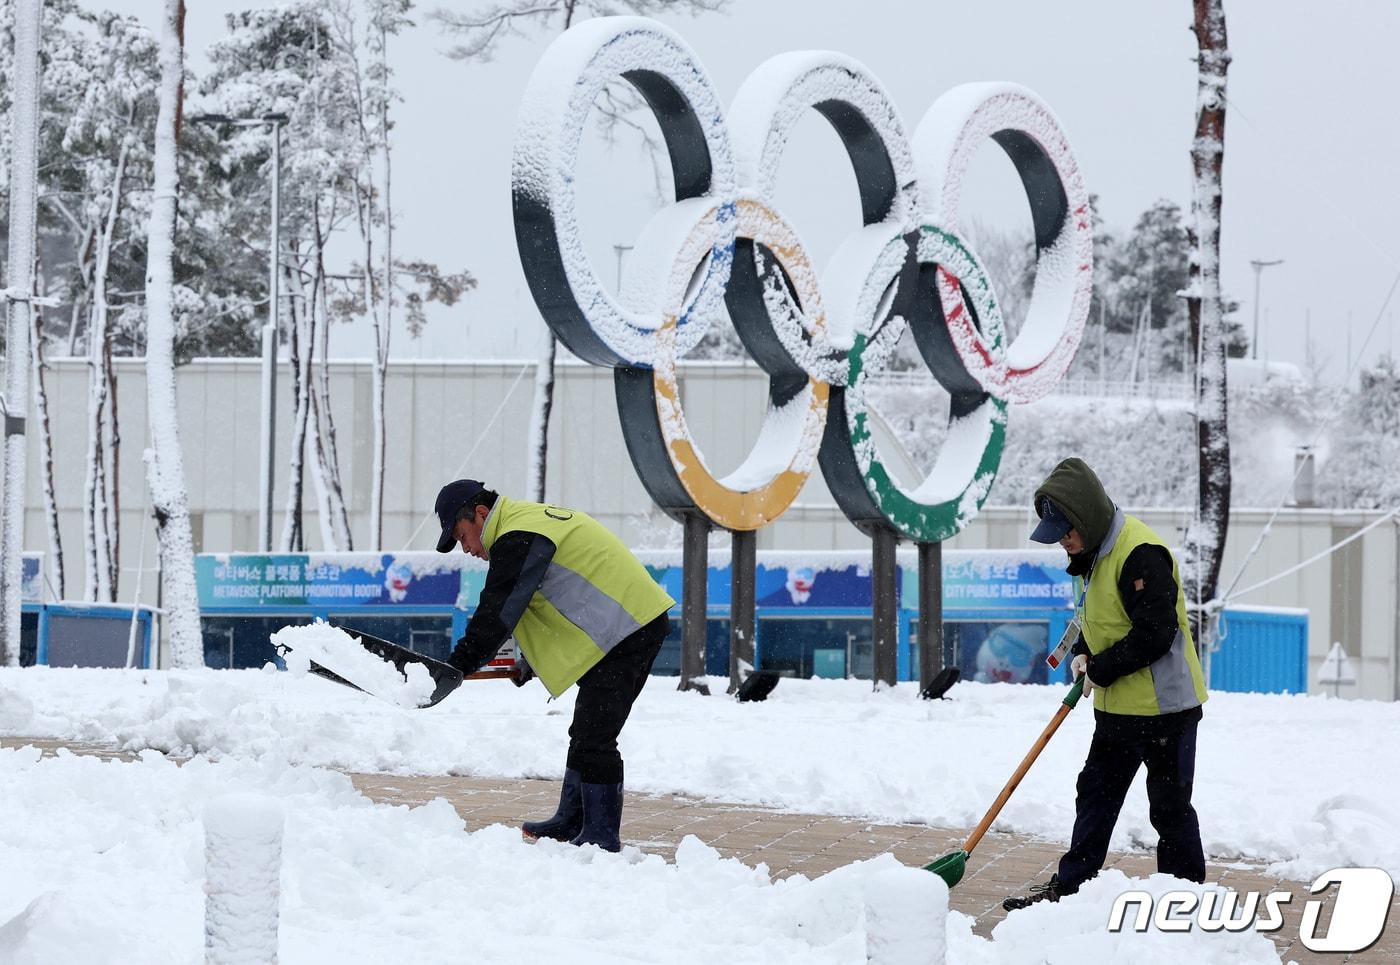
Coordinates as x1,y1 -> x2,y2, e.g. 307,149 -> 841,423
570,782 -> 623,853
521,768 -> 584,842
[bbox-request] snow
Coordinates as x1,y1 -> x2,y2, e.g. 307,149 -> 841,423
0,734 -> 1288,964
271,622 -> 435,710
203,794 -> 283,964
3,668 -> 1398,893
958,872 -> 1279,964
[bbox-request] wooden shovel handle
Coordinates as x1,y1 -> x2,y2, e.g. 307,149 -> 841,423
464,668 -> 515,681
962,678 -> 1085,855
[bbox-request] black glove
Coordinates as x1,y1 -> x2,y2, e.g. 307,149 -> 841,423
447,635 -> 496,677
512,655 -> 535,688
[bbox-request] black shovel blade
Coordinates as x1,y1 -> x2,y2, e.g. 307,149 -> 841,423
319,626 -> 464,708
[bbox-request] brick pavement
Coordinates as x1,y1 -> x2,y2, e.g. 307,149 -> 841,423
5,738 -> 1397,962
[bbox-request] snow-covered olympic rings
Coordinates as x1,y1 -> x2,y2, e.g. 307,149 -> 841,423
512,17 -> 1092,538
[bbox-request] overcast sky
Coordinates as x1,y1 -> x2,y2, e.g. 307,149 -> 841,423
111,0 -> 1400,384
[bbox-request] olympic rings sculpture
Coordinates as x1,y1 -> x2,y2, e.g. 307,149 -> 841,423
512,17 -> 1092,542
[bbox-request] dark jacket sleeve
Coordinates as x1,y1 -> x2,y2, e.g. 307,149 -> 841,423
447,530 -> 556,675
1086,544 -> 1179,688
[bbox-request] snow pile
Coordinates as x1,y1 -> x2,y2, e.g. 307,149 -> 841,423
203,794 -> 283,965
272,621 -> 435,709
0,747 -> 946,963
0,746 -> 1289,964
3,669 -> 1399,886
961,871 -> 1282,964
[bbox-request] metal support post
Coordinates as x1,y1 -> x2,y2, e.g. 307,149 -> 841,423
728,528 -> 756,693
872,527 -> 898,688
917,540 -> 944,691
680,512 -> 710,695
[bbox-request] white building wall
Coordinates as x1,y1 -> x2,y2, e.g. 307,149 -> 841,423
2,356 -> 1395,698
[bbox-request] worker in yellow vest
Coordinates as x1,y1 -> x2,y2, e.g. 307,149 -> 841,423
1004,458 -> 1208,910
434,479 -> 675,853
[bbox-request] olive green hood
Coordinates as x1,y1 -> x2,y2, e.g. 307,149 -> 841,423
1033,458 -> 1115,554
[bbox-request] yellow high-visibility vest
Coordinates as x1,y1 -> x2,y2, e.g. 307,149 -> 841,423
483,497 -> 674,696
1081,512 -> 1208,716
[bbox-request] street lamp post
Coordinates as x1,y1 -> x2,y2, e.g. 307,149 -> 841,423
612,243 -> 633,292
193,113 -> 287,552
1249,258 -> 1283,361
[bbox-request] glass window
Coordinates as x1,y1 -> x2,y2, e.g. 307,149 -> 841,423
46,612 -> 137,668
653,617 -> 730,677
201,616 -> 311,670
20,611 -> 37,667
943,620 -> 1050,685
908,620 -> 957,681
757,617 -> 875,680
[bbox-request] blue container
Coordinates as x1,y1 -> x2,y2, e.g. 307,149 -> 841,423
1210,607 -> 1308,694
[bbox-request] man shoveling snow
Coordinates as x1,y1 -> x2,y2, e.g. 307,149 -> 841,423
1004,457 -> 1209,911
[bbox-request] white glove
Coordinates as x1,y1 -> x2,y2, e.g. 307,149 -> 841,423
1071,653 -> 1095,696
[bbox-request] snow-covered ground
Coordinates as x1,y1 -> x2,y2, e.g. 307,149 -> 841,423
2,663 -> 1394,962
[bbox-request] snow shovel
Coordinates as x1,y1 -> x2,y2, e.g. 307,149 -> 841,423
924,676 -> 1086,888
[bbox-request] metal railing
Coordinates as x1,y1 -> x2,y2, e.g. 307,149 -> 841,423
864,370 -> 1192,400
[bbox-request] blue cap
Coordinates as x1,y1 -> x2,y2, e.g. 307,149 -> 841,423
435,479 -> 485,552
1030,496 -> 1074,544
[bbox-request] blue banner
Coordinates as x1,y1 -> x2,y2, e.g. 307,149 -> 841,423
901,552 -> 1073,610
196,554 -> 470,609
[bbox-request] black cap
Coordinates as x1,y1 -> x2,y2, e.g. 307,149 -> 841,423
1030,495 -> 1074,544
434,479 -> 485,553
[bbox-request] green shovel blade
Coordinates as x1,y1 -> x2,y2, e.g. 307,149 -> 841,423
923,849 -> 967,888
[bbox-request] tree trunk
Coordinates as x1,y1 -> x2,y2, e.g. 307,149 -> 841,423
84,119 -> 133,602
306,215 -> 352,550
1,0 -> 41,665
64,222 -> 95,357
104,340 -> 120,599
143,0 -> 203,668
353,176 -> 388,551
525,334 -> 556,501
32,269 -> 65,601
1181,0 -> 1232,647
370,96 -> 392,551
279,259 -> 311,552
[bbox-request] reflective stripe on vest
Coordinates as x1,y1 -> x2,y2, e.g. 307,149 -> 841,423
1082,510 -> 1208,716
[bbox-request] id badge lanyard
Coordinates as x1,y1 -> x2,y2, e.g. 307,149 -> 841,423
1072,574 -> 1088,626
1047,575 -> 1090,672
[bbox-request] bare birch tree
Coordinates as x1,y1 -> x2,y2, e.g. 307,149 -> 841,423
1181,0 -> 1232,647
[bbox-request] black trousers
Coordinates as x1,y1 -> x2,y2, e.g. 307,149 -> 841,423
565,613 -> 669,784
1058,708 -> 1205,891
